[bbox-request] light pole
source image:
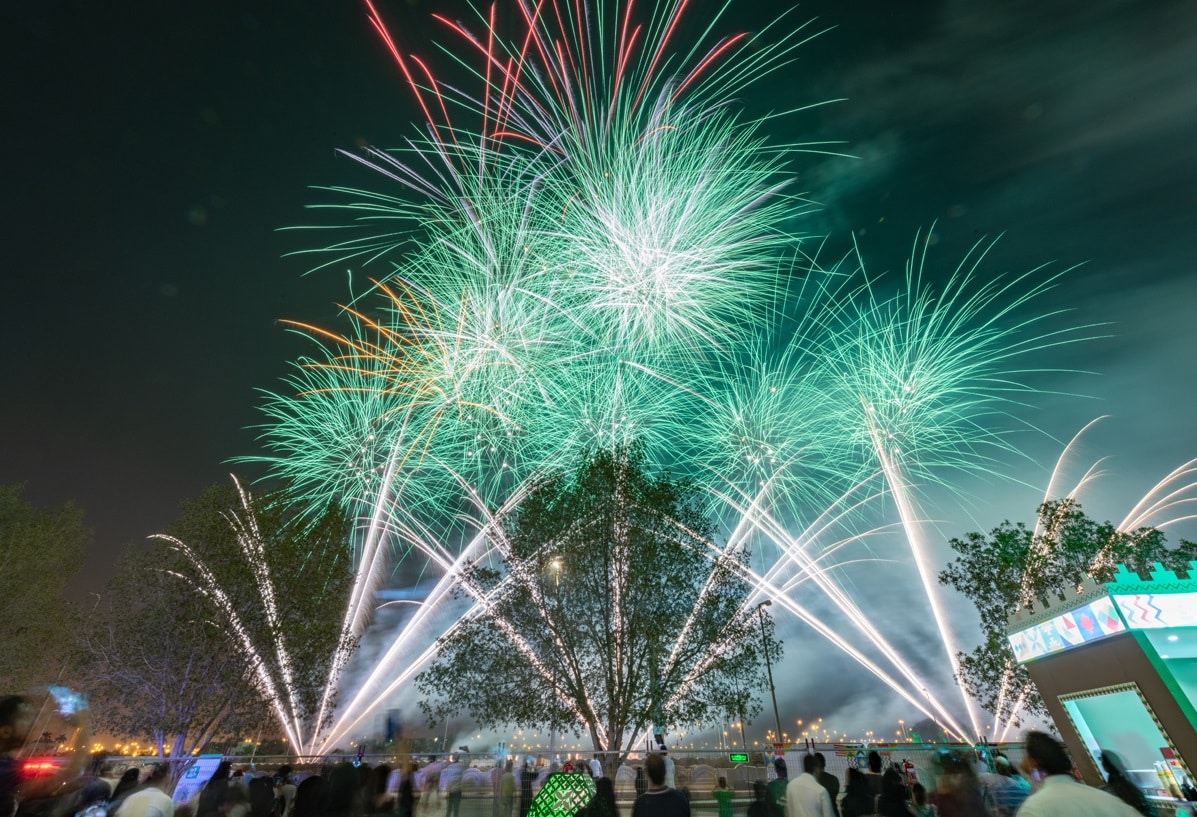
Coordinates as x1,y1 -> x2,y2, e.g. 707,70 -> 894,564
756,600 -> 783,745
549,558 -> 562,762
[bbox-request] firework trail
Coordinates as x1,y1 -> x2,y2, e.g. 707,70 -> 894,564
993,419 -> 1197,738
244,0 -> 1101,750
816,231 -> 1099,738
278,0 -> 833,751
153,477 -> 357,749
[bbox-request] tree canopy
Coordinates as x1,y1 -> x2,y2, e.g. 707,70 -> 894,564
78,545 -> 261,763
78,477 -> 356,756
939,498 -> 1197,725
0,484 -> 89,692
417,444 -> 778,755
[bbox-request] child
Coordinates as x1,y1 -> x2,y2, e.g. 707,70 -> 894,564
907,782 -> 934,816
713,777 -> 735,817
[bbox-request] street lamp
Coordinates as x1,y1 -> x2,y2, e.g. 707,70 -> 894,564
756,600 -> 783,745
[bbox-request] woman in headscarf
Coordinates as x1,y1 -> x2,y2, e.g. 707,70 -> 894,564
1100,751 -> 1154,815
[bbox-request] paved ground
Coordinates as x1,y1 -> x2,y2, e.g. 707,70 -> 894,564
416,793 -> 732,817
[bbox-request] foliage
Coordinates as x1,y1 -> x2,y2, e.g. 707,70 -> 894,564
417,443 -> 777,755
939,499 -> 1197,725
77,544 -> 259,762
0,484 -> 89,692
154,478 -> 359,747
77,478 -> 357,755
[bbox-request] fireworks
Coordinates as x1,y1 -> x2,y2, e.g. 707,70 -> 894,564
243,0 -> 1096,751
989,419 -> 1197,739
154,477 -> 356,749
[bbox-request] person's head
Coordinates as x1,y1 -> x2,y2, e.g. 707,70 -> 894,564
845,768 -> 866,793
111,766 -> 143,799
813,753 -> 826,774
802,754 -> 819,775
199,765 -> 233,817
645,754 -> 666,786
1023,731 -> 1072,777
0,695 -> 32,752
881,767 -> 904,796
277,765 -> 293,783
717,777 -> 727,789
147,763 -> 171,788
249,777 -> 276,817
80,777 -> 113,808
942,751 -> 977,783
293,776 -> 325,817
774,757 -> 787,780
596,776 -> 616,805
911,782 -> 926,806
752,781 -> 768,803
325,763 -> 361,817
867,751 -> 882,774
1101,750 -> 1127,781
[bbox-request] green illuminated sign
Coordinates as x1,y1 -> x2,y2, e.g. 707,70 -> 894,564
728,753 -> 749,763
527,773 -> 595,817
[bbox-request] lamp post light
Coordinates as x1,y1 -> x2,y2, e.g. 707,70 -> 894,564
756,599 -> 783,745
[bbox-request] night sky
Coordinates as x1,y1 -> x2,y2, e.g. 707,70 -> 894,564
6,0 -> 1197,733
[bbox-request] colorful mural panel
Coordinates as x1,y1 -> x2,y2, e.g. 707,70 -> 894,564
1009,596 -> 1127,662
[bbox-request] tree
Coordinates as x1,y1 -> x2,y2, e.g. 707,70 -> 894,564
77,546 -> 261,766
0,484 -> 89,691
78,477 -> 357,757
417,443 -> 778,756
152,477 -> 358,751
939,498 -> 1197,726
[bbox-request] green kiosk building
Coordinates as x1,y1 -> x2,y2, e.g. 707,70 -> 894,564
1006,562 -> 1196,810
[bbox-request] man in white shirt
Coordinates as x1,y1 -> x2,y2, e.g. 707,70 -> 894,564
785,754 -> 832,817
1015,732 -> 1140,817
116,764 -> 175,817
589,756 -> 602,779
660,748 -> 676,789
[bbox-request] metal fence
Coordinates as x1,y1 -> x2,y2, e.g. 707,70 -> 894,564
115,743 -> 1197,816
103,743 -> 1025,809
